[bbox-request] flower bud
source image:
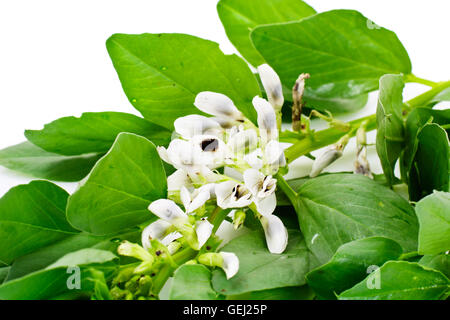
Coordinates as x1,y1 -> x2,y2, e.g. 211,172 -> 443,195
257,64 -> 284,111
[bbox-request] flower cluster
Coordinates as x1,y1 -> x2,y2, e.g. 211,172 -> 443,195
137,64 -> 289,278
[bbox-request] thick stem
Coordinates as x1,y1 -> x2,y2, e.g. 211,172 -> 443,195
284,114 -> 377,164
275,172 -> 298,206
405,80 -> 450,108
405,74 -> 438,87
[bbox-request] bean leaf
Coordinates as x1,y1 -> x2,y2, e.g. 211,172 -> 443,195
295,173 -> 418,265
66,133 -> 167,235
376,74 -> 405,187
0,249 -> 118,300
169,264 -> 222,300
211,230 -> 317,295
107,33 -> 260,128
408,124 -> 449,201
251,10 -> 411,106
306,237 -> 403,299
419,254 -> 450,279
415,191 -> 450,255
0,142 -> 103,182
339,261 -> 450,300
217,0 -> 316,66
25,112 -> 171,156
0,181 -> 77,265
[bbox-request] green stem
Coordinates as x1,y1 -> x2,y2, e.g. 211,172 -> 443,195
405,80 -> 450,108
284,114 -> 377,164
405,74 -> 438,87
275,172 -> 298,206
152,246 -> 197,295
399,251 -> 419,261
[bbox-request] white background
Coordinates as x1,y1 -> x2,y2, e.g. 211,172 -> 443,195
0,0 -> 449,196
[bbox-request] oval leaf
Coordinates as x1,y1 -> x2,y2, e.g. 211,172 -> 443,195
25,112 -> 171,156
339,261 -> 450,300
306,237 -> 403,299
0,181 -> 77,265
295,173 -> 418,264
66,133 -> 167,235
217,0 -> 316,66
106,33 -> 260,127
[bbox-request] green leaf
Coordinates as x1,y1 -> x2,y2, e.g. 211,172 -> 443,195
5,233 -> 120,281
211,230 -> 317,295
419,254 -> 450,279
0,267 -> 9,284
306,237 -> 403,299
169,264 -> 222,300
408,124 -> 449,201
66,133 -> 166,235
416,191 -> 450,255
106,33 -> 260,127
339,261 -> 450,300
0,249 -> 118,300
376,74 -> 405,187
227,285 -> 315,300
295,173 -> 418,265
217,0 -> 316,66
0,181 -> 77,265
25,112 -> 171,156
401,108 -> 450,182
429,87 -> 450,106
251,10 -> 411,106
0,142 -> 103,182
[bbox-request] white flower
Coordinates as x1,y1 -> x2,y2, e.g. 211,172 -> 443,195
141,220 -> 182,251
198,251 -> 239,279
257,64 -> 284,111
194,92 -> 244,122
310,146 -> 343,178
216,180 -> 253,209
190,135 -> 231,168
244,148 -> 263,170
157,139 -> 203,173
243,169 -> 277,216
263,140 -> 286,173
260,215 -> 288,254
252,96 -> 278,142
167,169 -> 192,192
180,185 -> 212,214
148,199 -> 213,250
174,115 -> 223,139
220,252 -> 239,279
227,128 -> 258,155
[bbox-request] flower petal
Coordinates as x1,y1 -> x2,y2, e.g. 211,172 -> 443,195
194,92 -> 243,120
260,215 -> 288,254
252,96 -> 278,141
227,129 -> 258,154
161,231 -> 183,246
244,148 -> 263,170
220,252 -> 240,279
195,219 -> 214,249
257,64 -> 284,110
148,199 -> 188,223
141,220 -> 172,250
310,147 -> 343,178
243,168 -> 264,196
180,186 -> 192,212
264,140 -> 286,169
156,146 -> 171,164
174,114 -> 222,139
167,169 -> 192,192
215,180 -> 236,209
188,187 -> 211,213
255,192 -> 277,216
